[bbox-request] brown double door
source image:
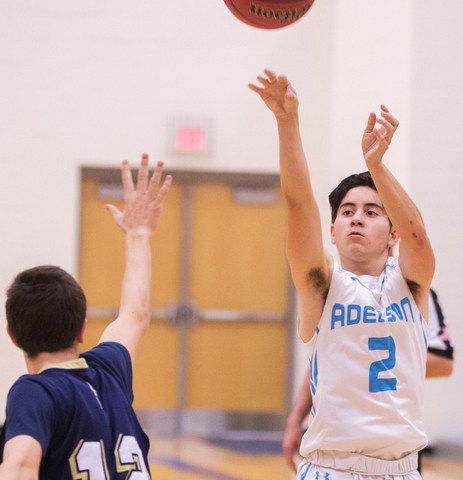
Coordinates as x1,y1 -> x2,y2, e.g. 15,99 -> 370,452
79,169 -> 293,436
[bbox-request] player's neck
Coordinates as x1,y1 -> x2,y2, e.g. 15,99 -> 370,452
339,253 -> 389,277
25,345 -> 81,374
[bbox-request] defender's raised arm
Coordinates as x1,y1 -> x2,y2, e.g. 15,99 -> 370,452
100,154 -> 172,361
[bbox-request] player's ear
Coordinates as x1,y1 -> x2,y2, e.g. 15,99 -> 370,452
330,223 -> 336,245
77,319 -> 88,344
388,228 -> 399,251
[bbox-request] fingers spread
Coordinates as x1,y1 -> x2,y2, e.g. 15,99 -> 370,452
263,68 -> 277,81
257,74 -> 271,86
122,155 -> 172,204
364,112 -> 377,133
152,175 -> 172,208
148,161 -> 164,197
257,69 -> 285,87
248,83 -> 263,94
376,117 -> 396,137
381,112 -> 399,128
121,160 -> 135,195
136,153 -> 150,192
105,204 -> 123,226
250,70 -> 290,95
286,84 -> 297,100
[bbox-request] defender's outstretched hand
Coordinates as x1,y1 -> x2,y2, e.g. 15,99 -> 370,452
248,69 -> 299,118
362,105 -> 399,166
106,154 -> 172,237
100,154 -> 172,361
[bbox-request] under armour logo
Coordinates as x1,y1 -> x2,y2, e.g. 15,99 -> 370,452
315,472 -> 330,479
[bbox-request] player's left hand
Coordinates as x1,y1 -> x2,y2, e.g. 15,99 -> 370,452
282,421 -> 304,472
362,105 -> 399,166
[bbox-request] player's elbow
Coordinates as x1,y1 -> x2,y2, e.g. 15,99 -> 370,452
127,303 -> 151,335
137,307 -> 151,331
426,357 -> 454,378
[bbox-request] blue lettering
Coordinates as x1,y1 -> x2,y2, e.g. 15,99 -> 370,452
401,297 -> 414,322
385,305 -> 396,322
331,303 -> 345,329
377,309 -> 385,323
347,304 -> 361,325
329,297 -> 416,330
391,303 -> 403,320
363,305 -> 377,323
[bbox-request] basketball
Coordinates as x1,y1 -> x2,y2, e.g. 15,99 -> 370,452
223,0 -> 315,30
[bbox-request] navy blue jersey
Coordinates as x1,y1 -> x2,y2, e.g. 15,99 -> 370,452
2,342 -> 151,479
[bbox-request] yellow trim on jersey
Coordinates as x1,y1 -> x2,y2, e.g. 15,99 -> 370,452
39,357 -> 88,373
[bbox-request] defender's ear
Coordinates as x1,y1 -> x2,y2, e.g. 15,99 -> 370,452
77,319 -> 88,344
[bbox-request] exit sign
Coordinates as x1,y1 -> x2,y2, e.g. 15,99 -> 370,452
168,117 -> 212,155
175,126 -> 205,151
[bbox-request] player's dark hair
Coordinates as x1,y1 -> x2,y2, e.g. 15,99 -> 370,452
5,265 -> 87,358
328,171 -> 378,223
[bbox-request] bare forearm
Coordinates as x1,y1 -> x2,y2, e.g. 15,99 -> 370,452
0,463 -> 38,480
100,232 -> 153,354
283,372 -> 312,472
101,156 -> 171,357
287,372 -> 312,427
119,232 -> 152,326
367,162 -> 428,246
426,352 -> 454,378
276,115 -> 316,207
276,114 -> 324,260
0,437 -> 41,480
276,114 -> 327,340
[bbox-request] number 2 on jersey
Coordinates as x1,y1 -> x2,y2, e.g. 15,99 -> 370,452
368,336 -> 397,393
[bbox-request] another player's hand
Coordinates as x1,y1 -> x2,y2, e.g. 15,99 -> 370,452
248,69 -> 299,118
362,105 -> 399,166
282,420 -> 304,473
106,154 -> 172,237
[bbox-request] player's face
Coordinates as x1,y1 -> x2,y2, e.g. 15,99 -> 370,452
330,186 -> 397,261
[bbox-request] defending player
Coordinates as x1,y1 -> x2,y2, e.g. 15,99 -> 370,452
0,155 -> 171,479
249,70 -> 435,479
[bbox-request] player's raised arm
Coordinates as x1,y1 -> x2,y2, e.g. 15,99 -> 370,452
361,105 -> 435,310
249,69 -> 331,341
99,154 -> 172,362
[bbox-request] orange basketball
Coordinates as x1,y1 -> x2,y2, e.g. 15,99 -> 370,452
224,0 -> 315,29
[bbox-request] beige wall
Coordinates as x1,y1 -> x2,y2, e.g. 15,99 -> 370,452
410,0 -> 463,445
1,0 -> 461,446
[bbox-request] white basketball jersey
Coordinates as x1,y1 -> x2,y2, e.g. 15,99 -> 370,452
300,256 -> 428,461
